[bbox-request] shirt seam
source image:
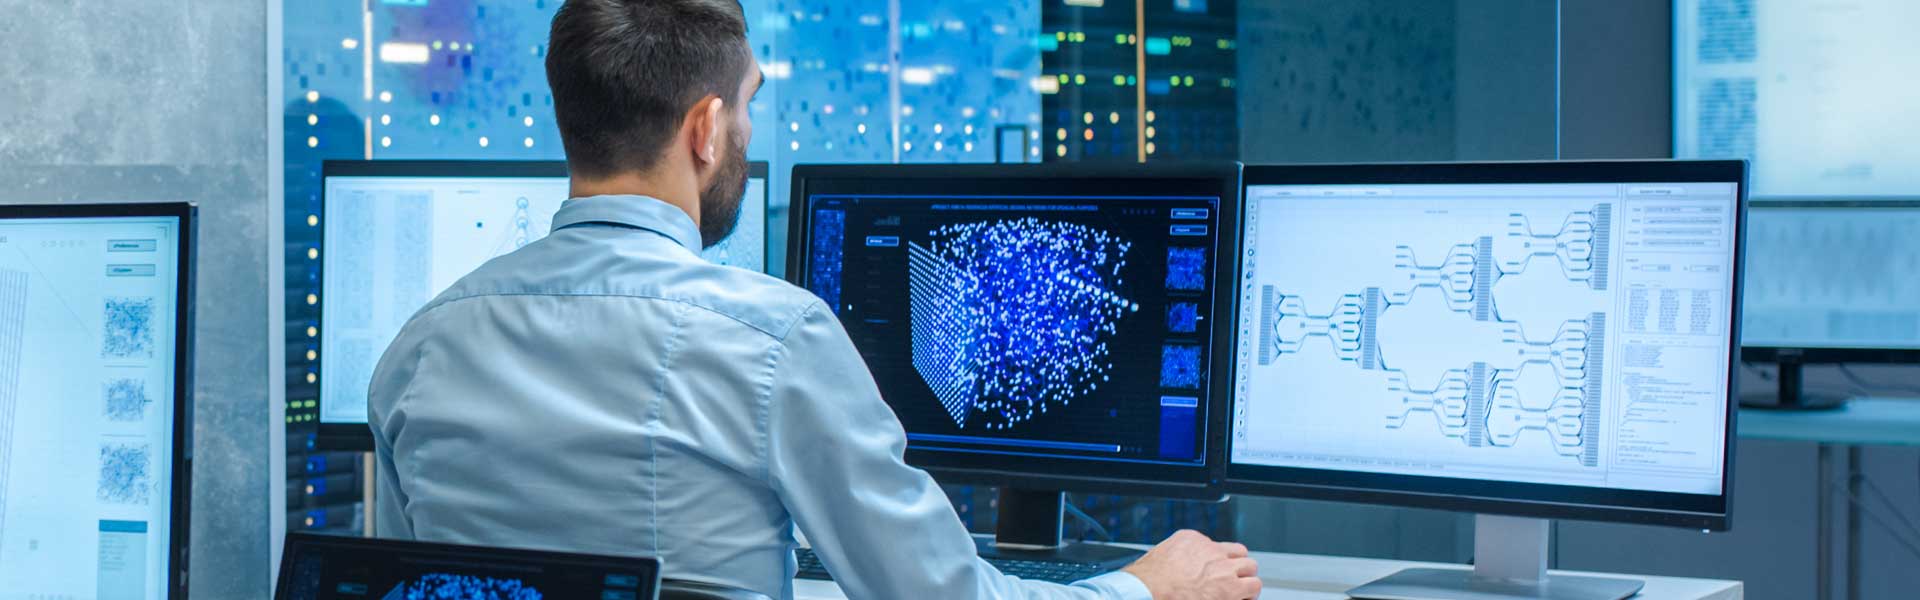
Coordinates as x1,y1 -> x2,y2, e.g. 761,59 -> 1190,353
646,301 -> 695,557
415,290 -> 808,340
753,336 -> 787,482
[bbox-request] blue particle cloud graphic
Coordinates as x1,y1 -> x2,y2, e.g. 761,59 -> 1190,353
1166,247 -> 1207,291
102,297 -> 157,359
1167,302 -> 1200,333
98,443 -> 153,505
908,218 -> 1138,430
1160,345 -> 1203,389
103,378 -> 151,422
398,573 -> 544,600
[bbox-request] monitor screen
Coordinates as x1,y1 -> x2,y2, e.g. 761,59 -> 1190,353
0,209 -> 186,598
276,534 -> 659,600
1675,0 -> 1920,198
791,165 -> 1237,493
316,163 -> 768,430
1231,173 -> 1742,518
1741,205 -> 1920,351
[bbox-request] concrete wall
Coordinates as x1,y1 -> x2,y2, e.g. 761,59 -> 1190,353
0,1 -> 270,598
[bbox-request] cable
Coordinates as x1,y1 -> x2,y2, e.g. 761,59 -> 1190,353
1062,496 -> 1114,543
1827,474 -> 1920,562
1837,364 -> 1920,397
1857,474 -> 1920,542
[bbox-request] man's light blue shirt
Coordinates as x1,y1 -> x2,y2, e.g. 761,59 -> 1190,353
368,194 -> 1152,600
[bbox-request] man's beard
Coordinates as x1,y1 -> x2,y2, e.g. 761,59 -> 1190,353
698,130 -> 749,248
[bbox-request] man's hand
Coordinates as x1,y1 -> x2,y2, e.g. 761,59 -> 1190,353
1122,529 -> 1262,600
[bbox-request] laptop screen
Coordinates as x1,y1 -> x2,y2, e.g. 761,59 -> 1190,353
276,534 -> 660,600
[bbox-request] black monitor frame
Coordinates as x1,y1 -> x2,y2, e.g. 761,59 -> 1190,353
308,160 -> 770,451
1227,160 -> 1748,531
0,202 -> 196,598
274,532 -> 661,600
784,162 -> 1242,501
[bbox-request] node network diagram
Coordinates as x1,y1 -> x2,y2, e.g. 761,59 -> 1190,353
907,218 -> 1139,431
1248,200 -> 1616,468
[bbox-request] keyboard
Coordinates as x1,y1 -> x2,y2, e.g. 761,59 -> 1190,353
794,547 -> 1111,585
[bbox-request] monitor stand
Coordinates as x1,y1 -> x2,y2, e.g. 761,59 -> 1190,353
1739,354 -> 1849,410
1347,515 -> 1643,600
978,488 -> 1143,571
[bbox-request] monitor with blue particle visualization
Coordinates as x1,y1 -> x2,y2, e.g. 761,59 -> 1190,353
785,163 -> 1239,564
274,533 -> 659,600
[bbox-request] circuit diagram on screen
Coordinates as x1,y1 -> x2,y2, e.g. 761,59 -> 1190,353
1252,204 -> 1614,466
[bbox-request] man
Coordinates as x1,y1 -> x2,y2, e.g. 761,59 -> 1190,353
367,1 -> 1261,598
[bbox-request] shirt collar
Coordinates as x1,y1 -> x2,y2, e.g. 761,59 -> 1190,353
551,194 -> 704,252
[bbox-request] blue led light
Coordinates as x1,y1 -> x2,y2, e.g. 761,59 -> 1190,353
908,218 -> 1137,430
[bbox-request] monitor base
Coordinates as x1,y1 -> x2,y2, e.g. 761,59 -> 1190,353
1346,568 -> 1644,600
1349,515 -> 1643,600
1739,352 -> 1850,410
1739,391 -> 1849,411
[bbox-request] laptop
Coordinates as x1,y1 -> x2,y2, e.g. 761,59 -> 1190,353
276,533 -> 661,600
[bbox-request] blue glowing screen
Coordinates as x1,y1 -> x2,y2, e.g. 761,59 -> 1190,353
804,190 -> 1221,467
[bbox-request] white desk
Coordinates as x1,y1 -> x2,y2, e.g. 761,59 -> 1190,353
793,550 -> 1743,599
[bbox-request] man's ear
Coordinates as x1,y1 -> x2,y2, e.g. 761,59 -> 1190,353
690,96 -> 725,166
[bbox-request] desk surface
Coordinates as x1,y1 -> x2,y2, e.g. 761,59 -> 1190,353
793,549 -> 1743,600
1739,396 -> 1920,446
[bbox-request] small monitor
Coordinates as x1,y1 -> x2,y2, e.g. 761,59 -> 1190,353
786,163 -> 1239,498
1230,161 -> 1746,600
0,203 -> 194,599
274,533 -> 660,600
309,161 -> 770,450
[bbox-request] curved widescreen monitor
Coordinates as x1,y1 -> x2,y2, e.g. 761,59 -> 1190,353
1228,161 -> 1746,530
306,160 -> 769,450
0,202 -> 194,599
785,163 -> 1240,498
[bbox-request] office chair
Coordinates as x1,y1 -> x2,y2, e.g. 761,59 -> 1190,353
659,579 -> 774,600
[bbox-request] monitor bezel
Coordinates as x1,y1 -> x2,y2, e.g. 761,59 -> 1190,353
308,160 -> 771,451
785,162 -> 1242,500
1739,199 -> 1920,360
273,532 -> 661,600
1227,159 -> 1748,531
0,201 -> 196,599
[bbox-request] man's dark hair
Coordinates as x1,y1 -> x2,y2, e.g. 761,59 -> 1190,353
546,0 -> 751,178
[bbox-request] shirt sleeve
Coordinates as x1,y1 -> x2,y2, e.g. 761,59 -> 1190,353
765,302 -> 1153,600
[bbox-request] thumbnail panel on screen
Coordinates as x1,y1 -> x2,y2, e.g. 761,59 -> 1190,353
319,175 -> 767,425
803,194 -> 1221,466
0,216 -> 180,598
1231,183 -> 1740,496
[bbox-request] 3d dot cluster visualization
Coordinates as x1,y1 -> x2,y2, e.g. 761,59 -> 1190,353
98,443 -> 152,505
102,297 -> 157,360
401,574 -> 544,600
103,378 -> 151,422
908,218 -> 1138,430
